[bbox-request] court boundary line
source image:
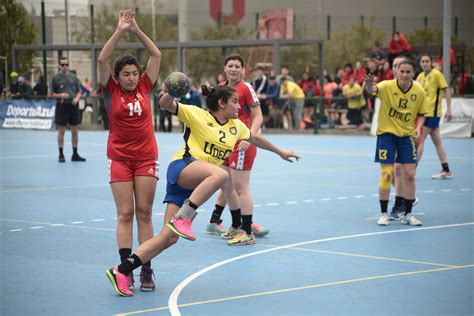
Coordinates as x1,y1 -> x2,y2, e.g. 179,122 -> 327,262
166,222 -> 474,316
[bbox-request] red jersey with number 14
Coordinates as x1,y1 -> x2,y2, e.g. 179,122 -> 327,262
102,73 -> 158,160
232,80 -> 260,128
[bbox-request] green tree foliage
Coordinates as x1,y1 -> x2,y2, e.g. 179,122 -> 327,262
324,17 -> 386,74
0,0 -> 37,76
71,4 -> 178,80
185,23 -> 251,81
405,27 -> 443,46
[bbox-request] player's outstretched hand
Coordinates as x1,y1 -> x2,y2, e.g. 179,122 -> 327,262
279,150 -> 300,163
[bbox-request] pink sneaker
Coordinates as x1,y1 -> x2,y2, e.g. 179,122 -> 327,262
167,216 -> 196,241
251,223 -> 270,237
106,266 -> 133,296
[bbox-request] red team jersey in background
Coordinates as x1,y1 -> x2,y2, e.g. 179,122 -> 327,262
232,80 -> 260,128
102,73 -> 158,160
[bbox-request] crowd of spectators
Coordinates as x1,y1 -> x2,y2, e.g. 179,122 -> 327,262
1,31 -> 472,132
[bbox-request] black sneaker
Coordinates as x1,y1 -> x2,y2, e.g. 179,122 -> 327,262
139,265 -> 156,292
71,154 -> 86,162
58,155 -> 66,163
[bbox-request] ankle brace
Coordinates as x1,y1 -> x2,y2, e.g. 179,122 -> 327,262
176,199 -> 198,220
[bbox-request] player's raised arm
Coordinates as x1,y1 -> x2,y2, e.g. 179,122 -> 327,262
129,12 -> 161,85
98,10 -> 132,87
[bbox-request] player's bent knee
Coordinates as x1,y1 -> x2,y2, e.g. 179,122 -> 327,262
379,166 -> 394,190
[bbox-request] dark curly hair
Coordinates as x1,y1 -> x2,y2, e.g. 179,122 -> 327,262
201,85 -> 236,112
113,54 -> 142,78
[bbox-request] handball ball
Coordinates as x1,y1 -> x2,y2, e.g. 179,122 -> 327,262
165,72 -> 191,98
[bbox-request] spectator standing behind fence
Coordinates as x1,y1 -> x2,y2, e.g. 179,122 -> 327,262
388,31 -> 411,66
18,76 -> 34,98
51,57 -> 85,163
280,76 -> 305,129
253,66 -> 267,95
276,65 -> 294,84
7,71 -> 20,99
34,76 -> 49,97
343,76 -> 366,128
341,63 -> 356,86
354,61 -> 366,85
371,42 -> 387,73
258,75 -> 281,128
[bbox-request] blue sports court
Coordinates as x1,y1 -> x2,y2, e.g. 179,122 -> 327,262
1,129 -> 472,315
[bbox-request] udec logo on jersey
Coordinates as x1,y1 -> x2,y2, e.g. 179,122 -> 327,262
203,141 -> 232,160
229,127 -> 237,135
411,94 -> 417,101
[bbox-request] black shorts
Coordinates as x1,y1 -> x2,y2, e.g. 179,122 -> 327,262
55,102 -> 80,126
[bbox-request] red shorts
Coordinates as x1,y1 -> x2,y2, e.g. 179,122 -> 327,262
223,144 -> 257,170
108,159 -> 159,183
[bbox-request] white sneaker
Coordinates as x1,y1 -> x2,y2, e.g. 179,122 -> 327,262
413,197 -> 419,207
431,170 -> 453,180
377,213 -> 389,226
401,213 -> 422,226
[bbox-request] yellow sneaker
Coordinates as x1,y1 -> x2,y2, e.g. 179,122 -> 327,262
221,226 -> 241,239
227,232 -> 256,246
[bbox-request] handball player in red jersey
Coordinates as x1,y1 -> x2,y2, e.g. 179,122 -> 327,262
98,9 -> 161,292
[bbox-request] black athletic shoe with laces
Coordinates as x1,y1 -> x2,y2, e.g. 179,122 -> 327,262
71,154 -> 86,162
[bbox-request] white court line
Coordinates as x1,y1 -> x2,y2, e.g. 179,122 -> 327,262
72,221 -> 84,224
337,196 -> 348,200
9,229 -> 23,232
441,189 -> 453,192
266,203 -> 279,206
285,201 -> 298,205
92,219 -> 105,222
29,226 -> 43,230
168,222 -> 474,316
354,195 -> 365,198
303,199 -> 314,203
460,188 -> 471,191
320,198 -> 331,201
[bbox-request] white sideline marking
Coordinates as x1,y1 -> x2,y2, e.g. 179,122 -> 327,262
168,222 -> 474,316
354,195 -> 365,198
320,198 -> 331,201
92,219 -> 105,222
29,226 -> 43,230
303,199 -> 314,203
266,203 -> 279,206
72,221 -> 84,224
337,196 -> 348,200
285,201 -> 298,205
9,229 -> 23,232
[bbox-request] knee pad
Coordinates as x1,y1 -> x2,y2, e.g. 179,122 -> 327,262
379,165 -> 394,190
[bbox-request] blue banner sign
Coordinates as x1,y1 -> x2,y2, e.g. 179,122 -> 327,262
0,99 -> 56,130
